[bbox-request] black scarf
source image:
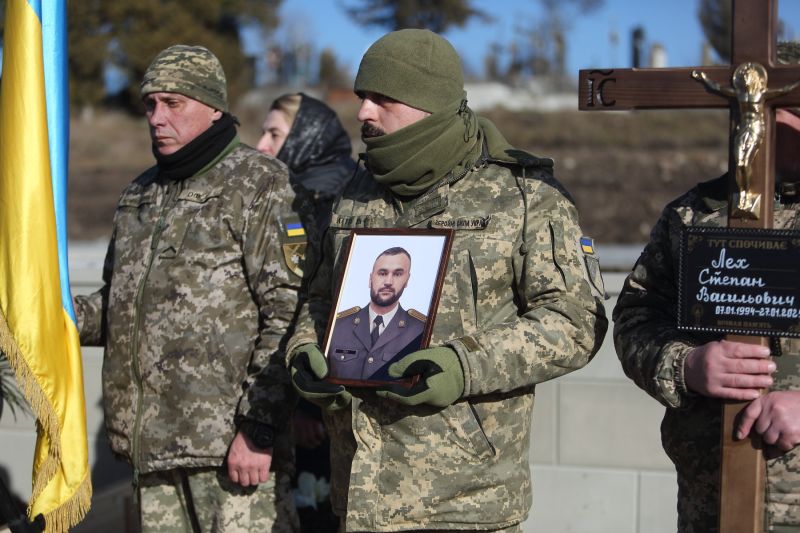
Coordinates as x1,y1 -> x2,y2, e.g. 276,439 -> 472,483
153,113 -> 238,180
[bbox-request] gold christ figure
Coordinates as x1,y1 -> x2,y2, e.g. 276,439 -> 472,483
693,63 -> 800,218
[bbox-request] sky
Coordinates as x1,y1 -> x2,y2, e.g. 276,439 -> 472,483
272,0 -> 800,79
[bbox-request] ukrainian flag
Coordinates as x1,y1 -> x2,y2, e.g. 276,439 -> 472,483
0,0 -> 92,530
580,237 -> 595,254
286,221 -> 305,237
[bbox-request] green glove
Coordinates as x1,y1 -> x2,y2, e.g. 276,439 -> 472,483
289,344 -> 352,410
376,346 -> 465,407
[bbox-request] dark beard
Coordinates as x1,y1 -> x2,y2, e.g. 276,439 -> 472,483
370,286 -> 403,307
361,122 -> 385,140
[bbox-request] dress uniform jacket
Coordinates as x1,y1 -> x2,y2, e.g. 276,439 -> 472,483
327,304 -> 426,381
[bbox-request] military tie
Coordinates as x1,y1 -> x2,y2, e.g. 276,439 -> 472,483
371,315 -> 383,347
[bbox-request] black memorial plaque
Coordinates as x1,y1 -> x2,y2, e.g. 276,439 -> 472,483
678,226 -> 800,337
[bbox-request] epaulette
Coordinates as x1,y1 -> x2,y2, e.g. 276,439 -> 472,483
490,149 -> 554,170
408,308 -> 427,322
336,306 -> 360,319
517,153 -> 555,169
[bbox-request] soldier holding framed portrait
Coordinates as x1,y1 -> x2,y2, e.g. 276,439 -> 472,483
286,29 -> 607,533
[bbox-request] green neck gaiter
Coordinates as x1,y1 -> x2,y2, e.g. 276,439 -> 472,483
363,98 -> 481,197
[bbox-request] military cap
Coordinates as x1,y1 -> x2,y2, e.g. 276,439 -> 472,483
354,29 -> 465,113
140,44 -> 228,112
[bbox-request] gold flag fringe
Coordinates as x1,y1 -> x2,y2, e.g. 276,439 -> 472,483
42,475 -> 92,533
0,310 -> 92,531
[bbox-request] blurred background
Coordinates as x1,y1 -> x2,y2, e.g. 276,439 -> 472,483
2,0 -> 797,245
1,1 -> 800,531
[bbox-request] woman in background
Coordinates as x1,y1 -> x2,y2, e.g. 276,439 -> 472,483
257,93 -> 353,533
258,93 -> 354,249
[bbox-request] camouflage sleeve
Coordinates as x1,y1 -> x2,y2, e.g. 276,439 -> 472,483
74,233 -> 114,346
612,207 -> 700,409
448,180 -> 608,397
286,221 -> 335,357
235,174 -> 300,430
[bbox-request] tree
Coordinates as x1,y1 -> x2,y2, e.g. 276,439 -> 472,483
68,1 -> 112,113
508,0 -> 603,82
319,48 -> 350,89
0,1 -> 283,112
0,1 -> 110,111
484,42 -> 503,81
699,0 -> 791,63
104,0 -> 283,111
698,0 -> 732,62
341,0 -> 490,33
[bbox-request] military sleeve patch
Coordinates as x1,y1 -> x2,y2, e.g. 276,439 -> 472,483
278,214 -> 307,278
408,308 -> 428,322
285,221 -> 305,237
576,236 -> 605,299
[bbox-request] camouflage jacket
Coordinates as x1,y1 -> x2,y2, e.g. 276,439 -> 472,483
613,175 -> 800,532
75,139 -> 300,477
287,159 -> 607,531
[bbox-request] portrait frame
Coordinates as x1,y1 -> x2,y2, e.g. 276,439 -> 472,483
322,228 -> 454,387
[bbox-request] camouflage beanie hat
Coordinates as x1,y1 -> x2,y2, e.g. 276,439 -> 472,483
354,29 -> 465,113
140,45 -> 228,112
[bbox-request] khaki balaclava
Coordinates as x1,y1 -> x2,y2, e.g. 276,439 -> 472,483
354,30 -> 481,197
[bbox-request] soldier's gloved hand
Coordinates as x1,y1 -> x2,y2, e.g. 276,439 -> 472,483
290,344 -> 351,410
376,346 -> 464,407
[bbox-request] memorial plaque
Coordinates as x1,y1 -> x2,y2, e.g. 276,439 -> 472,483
679,226 -> 800,337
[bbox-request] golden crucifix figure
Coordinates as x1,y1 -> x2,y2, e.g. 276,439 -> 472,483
693,63 -> 800,218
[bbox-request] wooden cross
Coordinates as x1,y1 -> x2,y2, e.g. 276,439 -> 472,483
579,1 -> 800,531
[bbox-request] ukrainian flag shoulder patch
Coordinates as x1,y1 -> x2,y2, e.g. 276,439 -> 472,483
580,236 -> 595,254
286,221 -> 305,238
277,214 -> 307,278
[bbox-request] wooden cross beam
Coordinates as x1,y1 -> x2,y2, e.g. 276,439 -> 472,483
579,1 -> 800,531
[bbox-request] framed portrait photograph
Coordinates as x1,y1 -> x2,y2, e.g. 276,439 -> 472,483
322,228 -> 454,387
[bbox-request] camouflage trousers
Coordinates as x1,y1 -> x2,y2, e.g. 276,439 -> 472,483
340,523 -> 523,532
413,526 -> 522,533
138,467 -> 298,532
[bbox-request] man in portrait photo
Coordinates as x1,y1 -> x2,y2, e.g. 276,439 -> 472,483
327,247 -> 427,382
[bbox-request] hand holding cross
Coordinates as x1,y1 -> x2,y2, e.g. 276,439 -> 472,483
580,1 -> 800,530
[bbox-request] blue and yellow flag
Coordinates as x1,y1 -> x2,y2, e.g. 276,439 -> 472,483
0,0 -> 92,530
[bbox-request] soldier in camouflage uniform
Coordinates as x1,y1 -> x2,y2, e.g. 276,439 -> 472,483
613,43 -> 800,533
286,29 -> 608,532
74,45 -> 300,532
